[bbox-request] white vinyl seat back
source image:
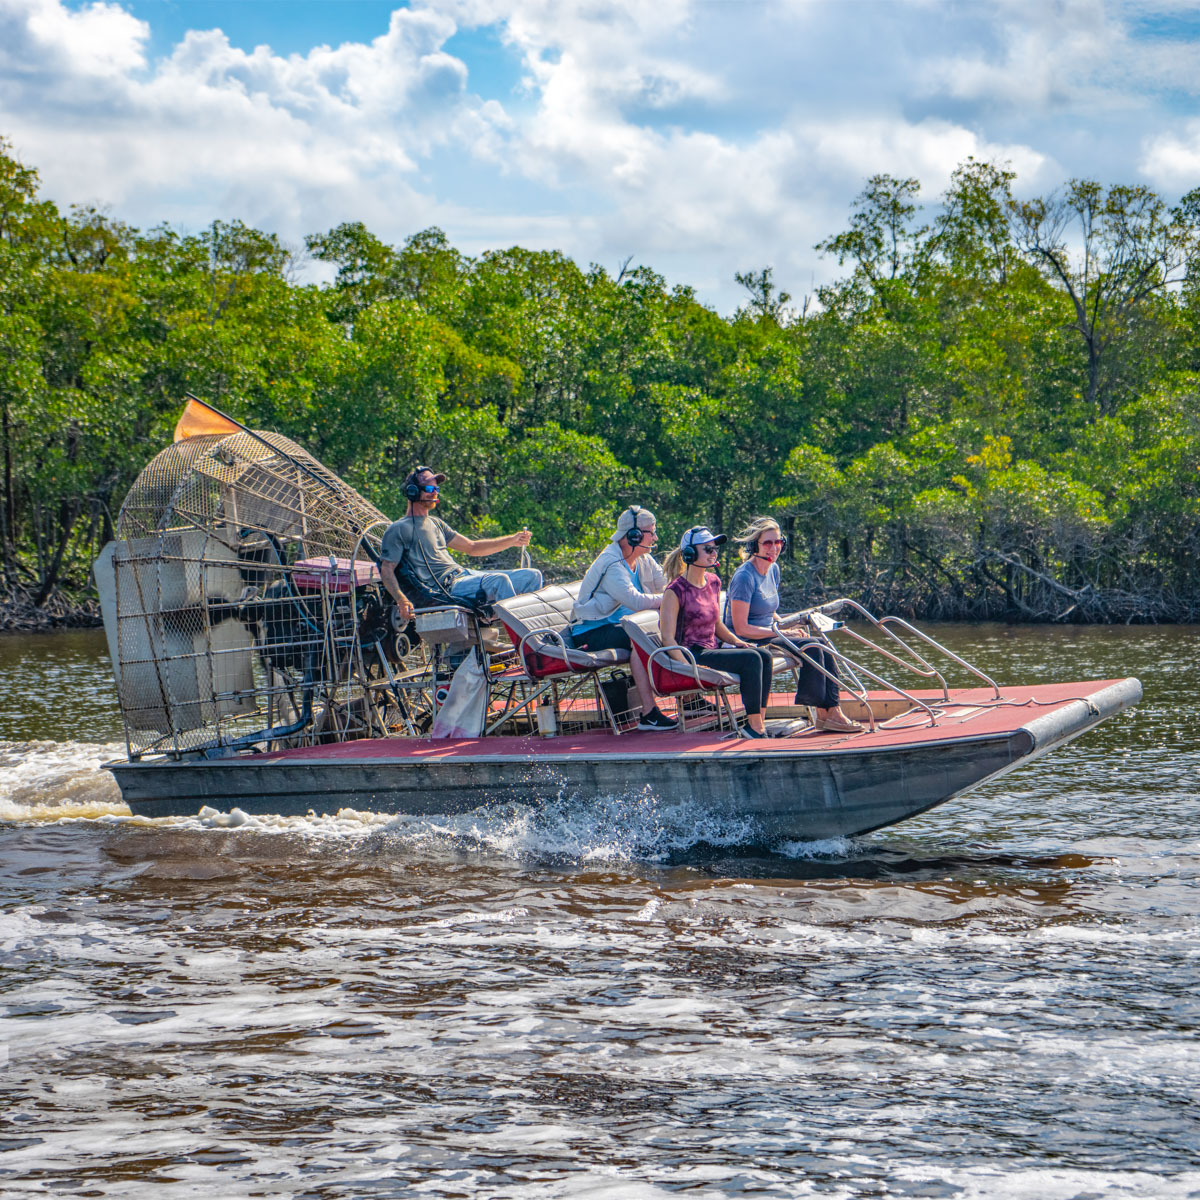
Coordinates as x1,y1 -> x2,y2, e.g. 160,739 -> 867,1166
493,582 -> 630,679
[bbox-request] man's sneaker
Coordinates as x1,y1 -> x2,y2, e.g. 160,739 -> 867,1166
637,708 -> 678,731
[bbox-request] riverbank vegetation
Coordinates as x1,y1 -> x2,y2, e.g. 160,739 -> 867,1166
2,137 -> 1199,628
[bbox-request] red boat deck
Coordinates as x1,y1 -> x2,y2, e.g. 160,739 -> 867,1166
257,680 -> 1125,763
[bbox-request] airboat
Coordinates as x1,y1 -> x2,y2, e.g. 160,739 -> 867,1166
93,400 -> 1141,839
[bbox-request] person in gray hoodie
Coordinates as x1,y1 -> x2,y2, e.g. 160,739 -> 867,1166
568,506 -> 675,730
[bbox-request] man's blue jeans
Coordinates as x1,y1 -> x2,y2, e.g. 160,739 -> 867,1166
448,567 -> 543,605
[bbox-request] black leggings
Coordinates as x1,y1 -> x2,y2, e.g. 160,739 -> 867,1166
746,634 -> 841,709
569,622 -> 631,652
691,645 -> 774,716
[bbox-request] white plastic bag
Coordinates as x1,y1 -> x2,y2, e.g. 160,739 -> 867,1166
431,650 -> 488,738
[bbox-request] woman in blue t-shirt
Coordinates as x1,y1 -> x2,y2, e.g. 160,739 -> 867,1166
726,517 -> 861,733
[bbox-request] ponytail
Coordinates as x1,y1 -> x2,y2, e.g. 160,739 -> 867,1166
663,547 -> 686,582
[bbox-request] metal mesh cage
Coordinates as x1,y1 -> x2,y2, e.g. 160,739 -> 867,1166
99,429 -> 403,759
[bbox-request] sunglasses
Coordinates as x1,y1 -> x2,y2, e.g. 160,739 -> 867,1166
698,544 -> 719,554
419,484 -> 439,494
760,536 -> 787,547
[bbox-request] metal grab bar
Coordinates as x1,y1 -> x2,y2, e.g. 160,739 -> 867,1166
770,627 -> 877,732
647,644 -> 710,691
878,615 -> 999,698
517,627 -> 573,674
819,599 -> 949,698
645,644 -> 737,732
773,627 -> 938,730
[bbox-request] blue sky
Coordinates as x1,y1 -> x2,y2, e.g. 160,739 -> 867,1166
2,0 -> 1199,312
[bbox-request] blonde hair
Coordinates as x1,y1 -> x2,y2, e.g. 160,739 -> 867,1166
663,547 -> 686,582
734,516 -> 782,562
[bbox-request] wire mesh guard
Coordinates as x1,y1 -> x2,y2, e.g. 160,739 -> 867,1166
96,429 -> 418,759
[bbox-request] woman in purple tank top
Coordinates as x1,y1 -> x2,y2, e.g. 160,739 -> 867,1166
658,526 -> 775,739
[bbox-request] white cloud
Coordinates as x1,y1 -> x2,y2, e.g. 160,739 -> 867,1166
1141,121 -> 1200,188
0,0 -> 1195,312
19,0 -> 148,77
927,0 -> 1200,109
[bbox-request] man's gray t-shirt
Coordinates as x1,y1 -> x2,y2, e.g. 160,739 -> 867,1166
380,515 -> 462,595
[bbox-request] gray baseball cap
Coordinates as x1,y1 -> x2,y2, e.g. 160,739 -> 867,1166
611,506 -> 657,544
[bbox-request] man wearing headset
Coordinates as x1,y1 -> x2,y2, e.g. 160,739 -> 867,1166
379,465 -> 541,619
566,506 -> 676,731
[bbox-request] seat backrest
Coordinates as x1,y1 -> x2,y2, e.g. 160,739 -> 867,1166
492,581 -> 583,673
622,610 -> 677,692
622,608 -> 661,657
492,581 -> 581,642
620,609 -> 737,694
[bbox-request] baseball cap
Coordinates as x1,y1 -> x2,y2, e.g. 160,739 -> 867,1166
611,506 -> 658,544
680,526 -> 727,552
405,465 -> 447,491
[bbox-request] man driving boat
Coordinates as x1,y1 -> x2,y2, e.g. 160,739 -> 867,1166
379,465 -> 542,618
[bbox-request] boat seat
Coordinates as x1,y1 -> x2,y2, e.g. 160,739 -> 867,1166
493,581 -> 631,680
620,610 -> 738,694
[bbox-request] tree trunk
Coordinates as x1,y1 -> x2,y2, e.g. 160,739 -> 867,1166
2,402 -> 13,586
33,498 -> 80,606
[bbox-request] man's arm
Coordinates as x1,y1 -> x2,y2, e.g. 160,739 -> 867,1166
448,529 -> 533,557
379,561 -> 415,620
600,561 -> 662,612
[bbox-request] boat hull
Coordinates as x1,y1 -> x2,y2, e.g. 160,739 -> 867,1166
107,678 -> 1141,840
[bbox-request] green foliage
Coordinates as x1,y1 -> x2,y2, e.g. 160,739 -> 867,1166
3,132 -> 1200,621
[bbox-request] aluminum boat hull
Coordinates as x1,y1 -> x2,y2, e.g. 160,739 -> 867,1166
107,679 -> 1140,839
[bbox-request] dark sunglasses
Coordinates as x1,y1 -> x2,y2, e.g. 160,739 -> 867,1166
419,483 -> 439,494
699,544 -> 719,554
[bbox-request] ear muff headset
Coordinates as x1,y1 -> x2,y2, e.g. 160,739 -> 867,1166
752,528 -> 786,559
680,526 -> 703,565
624,505 -> 644,547
405,466 -> 435,503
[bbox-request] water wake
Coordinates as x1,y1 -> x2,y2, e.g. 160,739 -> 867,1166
2,743 -> 854,864
0,740 -> 128,821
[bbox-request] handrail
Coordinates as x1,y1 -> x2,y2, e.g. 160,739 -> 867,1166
517,627 -> 572,674
878,615 -> 1000,698
772,627 -> 937,730
770,628 -> 876,732
820,599 -> 949,699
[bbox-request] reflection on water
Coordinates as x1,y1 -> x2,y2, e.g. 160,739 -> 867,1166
1,623 -> 1199,1198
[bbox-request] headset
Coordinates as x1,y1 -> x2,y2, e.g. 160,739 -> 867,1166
623,505 -> 645,547
751,526 -> 787,562
404,465 -> 439,503
680,526 -> 704,565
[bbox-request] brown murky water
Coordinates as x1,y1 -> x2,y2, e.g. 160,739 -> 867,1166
1,624 -> 1198,1198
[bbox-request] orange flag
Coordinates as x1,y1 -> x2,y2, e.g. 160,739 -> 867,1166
173,398 -> 243,443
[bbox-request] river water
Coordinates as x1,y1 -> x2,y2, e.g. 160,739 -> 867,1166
1,624 -> 1197,1198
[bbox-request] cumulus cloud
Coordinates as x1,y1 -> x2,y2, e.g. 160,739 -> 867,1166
926,0 -> 1200,110
0,0 -> 1194,311
0,0 -> 496,237
1141,121 -> 1200,188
